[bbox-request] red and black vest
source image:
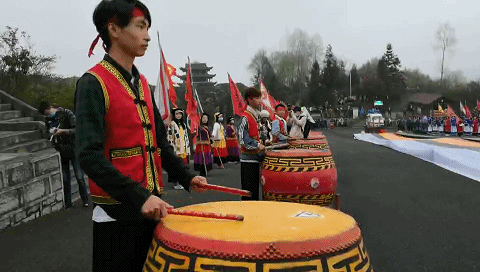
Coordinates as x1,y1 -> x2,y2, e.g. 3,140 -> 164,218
240,110 -> 261,154
272,115 -> 287,143
87,60 -> 163,205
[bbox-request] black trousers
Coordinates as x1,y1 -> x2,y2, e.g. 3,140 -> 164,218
241,161 -> 261,201
92,219 -> 157,272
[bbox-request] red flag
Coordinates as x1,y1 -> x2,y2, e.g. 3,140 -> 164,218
259,79 -> 276,119
228,74 -> 246,116
446,105 -> 461,120
477,99 -> 480,112
185,57 -> 200,135
162,55 -> 177,107
465,103 -> 472,119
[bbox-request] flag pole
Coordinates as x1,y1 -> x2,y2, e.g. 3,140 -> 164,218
187,56 -> 204,114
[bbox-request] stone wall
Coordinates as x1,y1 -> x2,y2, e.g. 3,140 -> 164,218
0,151 -> 64,231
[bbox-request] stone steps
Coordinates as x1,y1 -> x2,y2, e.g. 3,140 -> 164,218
0,104 -> 12,111
0,110 -> 22,121
1,117 -> 34,123
0,130 -> 42,149
1,139 -> 52,153
0,120 -> 44,131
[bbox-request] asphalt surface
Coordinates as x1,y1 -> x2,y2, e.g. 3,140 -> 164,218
1,128 -> 479,271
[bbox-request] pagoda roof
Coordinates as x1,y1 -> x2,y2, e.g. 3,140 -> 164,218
180,81 -> 217,86
178,74 -> 216,80
179,63 -> 213,72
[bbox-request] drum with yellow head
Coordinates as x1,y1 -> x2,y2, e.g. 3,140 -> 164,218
143,201 -> 373,271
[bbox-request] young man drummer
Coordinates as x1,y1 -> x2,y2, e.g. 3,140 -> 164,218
75,1 -> 208,271
271,103 -> 289,143
237,87 -> 265,200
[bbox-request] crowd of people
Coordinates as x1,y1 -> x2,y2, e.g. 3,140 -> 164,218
165,98 -> 317,181
397,115 -> 480,136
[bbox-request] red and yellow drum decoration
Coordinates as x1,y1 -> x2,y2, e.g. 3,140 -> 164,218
288,138 -> 330,150
261,149 -> 337,206
143,201 -> 373,272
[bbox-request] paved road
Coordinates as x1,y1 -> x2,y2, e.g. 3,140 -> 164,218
1,128 -> 479,271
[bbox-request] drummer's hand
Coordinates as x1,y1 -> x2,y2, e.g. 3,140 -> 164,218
258,143 -> 265,150
190,176 -> 208,193
141,195 -> 173,220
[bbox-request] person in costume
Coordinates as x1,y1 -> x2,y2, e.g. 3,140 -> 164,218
194,113 -> 213,176
211,112 -> 228,169
473,116 -> 479,135
225,117 -> 240,163
75,1 -> 208,271
167,108 -> 190,190
451,116 -> 457,135
271,103 -> 289,143
444,117 -> 451,135
238,87 -> 265,201
439,117 -> 445,134
259,110 -> 273,145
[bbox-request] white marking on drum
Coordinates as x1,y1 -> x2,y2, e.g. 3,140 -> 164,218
292,211 -> 324,218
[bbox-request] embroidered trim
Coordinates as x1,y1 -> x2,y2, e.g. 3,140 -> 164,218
110,146 -> 143,159
99,60 -> 155,193
91,195 -> 120,205
87,71 -> 110,114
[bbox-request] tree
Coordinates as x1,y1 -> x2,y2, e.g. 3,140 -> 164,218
378,43 -> 404,97
248,49 -> 285,101
434,22 -> 457,85
321,44 -> 340,105
307,59 -> 323,105
0,26 -> 56,95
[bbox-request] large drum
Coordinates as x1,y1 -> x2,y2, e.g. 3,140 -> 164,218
262,149 -> 337,207
143,201 -> 373,272
288,138 -> 330,150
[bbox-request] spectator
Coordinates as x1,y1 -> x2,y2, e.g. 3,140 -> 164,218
38,101 -> 89,208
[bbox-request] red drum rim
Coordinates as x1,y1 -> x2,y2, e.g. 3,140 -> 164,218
265,149 -> 332,157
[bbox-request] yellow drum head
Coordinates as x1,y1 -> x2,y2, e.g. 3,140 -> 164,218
145,201 -> 373,271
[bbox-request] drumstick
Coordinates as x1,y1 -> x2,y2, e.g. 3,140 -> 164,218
167,208 -> 244,221
199,184 -> 251,197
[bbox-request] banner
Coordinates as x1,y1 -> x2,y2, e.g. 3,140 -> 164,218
464,103 -> 472,119
228,74 -> 246,116
460,101 -> 466,116
259,79 -> 277,119
155,31 -> 171,121
185,57 -> 200,135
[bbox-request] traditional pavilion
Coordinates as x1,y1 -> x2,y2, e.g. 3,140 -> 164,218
178,62 -> 217,88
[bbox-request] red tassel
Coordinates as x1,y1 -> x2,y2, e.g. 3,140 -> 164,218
88,34 -> 101,58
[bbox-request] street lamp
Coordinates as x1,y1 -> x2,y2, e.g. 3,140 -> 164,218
349,71 -> 352,98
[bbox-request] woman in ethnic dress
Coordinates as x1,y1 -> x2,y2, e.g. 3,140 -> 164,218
167,108 -> 191,189
225,117 -> 240,163
211,112 -> 228,169
194,113 -> 213,176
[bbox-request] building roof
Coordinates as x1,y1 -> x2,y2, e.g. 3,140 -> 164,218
179,63 -> 213,72
408,93 -> 443,105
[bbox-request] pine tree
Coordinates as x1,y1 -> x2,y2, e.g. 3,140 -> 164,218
308,59 -> 322,105
378,43 -> 404,96
321,44 -> 339,105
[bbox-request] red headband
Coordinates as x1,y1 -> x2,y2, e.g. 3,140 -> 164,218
88,7 -> 145,57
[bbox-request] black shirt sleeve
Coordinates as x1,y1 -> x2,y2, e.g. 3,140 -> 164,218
75,73 -> 151,213
151,90 -> 195,191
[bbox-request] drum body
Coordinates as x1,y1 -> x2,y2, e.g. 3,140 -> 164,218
288,138 -> 330,150
262,149 -> 337,206
143,201 -> 373,272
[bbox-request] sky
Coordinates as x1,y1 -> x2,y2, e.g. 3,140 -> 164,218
2,0 -> 479,86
